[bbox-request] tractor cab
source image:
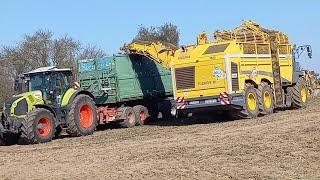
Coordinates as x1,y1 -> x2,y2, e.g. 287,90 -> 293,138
23,66 -> 73,105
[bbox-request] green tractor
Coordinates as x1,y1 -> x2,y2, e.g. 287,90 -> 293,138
0,66 -> 98,145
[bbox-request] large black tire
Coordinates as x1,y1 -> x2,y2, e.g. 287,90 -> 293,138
285,87 -> 294,107
292,77 -> 308,108
2,134 -> 20,146
118,107 -> 137,128
66,95 -> 98,137
133,105 -> 149,126
54,125 -> 63,139
257,82 -> 274,115
0,138 -> 3,146
20,108 -> 56,144
235,83 -> 260,119
0,123 -> 5,145
160,101 -> 174,120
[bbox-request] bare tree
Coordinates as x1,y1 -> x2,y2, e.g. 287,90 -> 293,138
135,23 -> 180,46
79,45 -> 106,60
0,52 -> 15,106
52,35 -> 81,69
0,29 -> 106,107
22,30 -> 52,68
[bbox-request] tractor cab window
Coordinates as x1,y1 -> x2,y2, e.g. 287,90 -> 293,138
57,71 -> 72,88
28,73 -> 54,104
52,71 -> 72,104
28,73 -> 51,92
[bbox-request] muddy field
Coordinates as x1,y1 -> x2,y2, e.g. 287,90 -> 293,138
0,99 -> 319,180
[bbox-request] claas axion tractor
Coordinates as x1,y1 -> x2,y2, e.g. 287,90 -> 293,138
0,67 -> 98,145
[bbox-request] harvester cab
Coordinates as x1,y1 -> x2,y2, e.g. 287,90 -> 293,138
1,66 -> 97,145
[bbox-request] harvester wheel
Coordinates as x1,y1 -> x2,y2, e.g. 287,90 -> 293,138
292,77 -> 308,108
133,105 -> 149,125
257,82 -> 274,115
119,107 -> 137,128
66,95 -> 97,136
159,101 -> 174,120
20,108 -> 55,144
237,83 -> 259,118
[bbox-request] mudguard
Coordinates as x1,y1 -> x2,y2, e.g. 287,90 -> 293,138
61,88 -> 94,107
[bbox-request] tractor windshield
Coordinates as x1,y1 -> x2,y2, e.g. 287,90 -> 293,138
28,73 -> 52,92
27,71 -> 72,104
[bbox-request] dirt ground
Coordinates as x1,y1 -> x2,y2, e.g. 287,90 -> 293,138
0,99 -> 319,180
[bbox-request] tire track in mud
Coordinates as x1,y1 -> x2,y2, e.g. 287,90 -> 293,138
0,99 -> 319,179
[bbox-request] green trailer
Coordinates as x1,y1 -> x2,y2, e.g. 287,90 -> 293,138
77,54 -> 174,127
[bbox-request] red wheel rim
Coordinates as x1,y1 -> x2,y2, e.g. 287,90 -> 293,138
80,104 -> 94,128
139,111 -> 147,122
127,112 -> 135,124
37,118 -> 51,137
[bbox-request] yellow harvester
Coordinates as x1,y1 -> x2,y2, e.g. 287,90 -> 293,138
123,21 -> 312,118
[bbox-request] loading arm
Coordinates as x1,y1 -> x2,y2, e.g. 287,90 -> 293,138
122,40 -> 176,68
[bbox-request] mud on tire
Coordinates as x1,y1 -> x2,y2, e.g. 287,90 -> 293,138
20,108 -> 56,144
257,82 -> 274,115
133,105 -> 149,126
118,107 -> 137,128
292,77 -> 308,108
66,95 -> 98,137
235,83 -> 260,119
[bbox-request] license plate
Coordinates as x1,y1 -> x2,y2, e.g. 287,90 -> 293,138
205,99 -> 217,104
189,101 -> 200,105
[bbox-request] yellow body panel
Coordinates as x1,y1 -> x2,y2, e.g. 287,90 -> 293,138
123,38 -> 294,103
171,41 -> 293,101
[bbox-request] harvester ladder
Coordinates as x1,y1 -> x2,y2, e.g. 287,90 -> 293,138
269,32 -> 283,106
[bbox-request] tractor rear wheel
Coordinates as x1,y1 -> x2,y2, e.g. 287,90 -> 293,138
133,105 -> 149,125
66,95 -> 97,136
292,77 -> 308,108
119,107 -> 137,128
20,108 -> 55,144
257,82 -> 274,115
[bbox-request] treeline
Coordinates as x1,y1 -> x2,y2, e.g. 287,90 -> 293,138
0,23 -> 179,106
0,30 -> 106,105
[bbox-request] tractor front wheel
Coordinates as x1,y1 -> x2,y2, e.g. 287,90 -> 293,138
20,108 -> 55,144
66,95 -> 97,136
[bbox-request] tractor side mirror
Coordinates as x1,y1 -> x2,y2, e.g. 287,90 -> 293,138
307,46 -> 312,59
